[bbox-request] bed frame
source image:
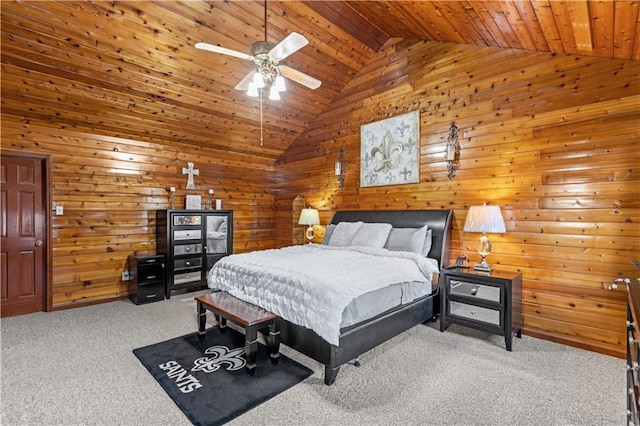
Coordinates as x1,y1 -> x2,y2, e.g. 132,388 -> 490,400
277,209 -> 453,385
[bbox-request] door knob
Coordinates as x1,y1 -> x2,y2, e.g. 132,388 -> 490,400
35,240 -> 43,247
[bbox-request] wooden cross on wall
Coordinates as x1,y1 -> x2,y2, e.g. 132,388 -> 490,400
182,162 -> 199,190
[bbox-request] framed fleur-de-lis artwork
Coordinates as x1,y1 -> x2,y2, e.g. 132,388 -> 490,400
360,110 -> 420,187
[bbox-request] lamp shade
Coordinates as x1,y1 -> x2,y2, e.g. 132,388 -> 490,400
463,205 -> 506,234
298,208 -> 320,226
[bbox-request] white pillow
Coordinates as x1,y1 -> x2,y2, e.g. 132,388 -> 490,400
385,225 -> 428,254
328,222 -> 363,247
351,223 -> 393,248
322,224 -> 336,245
421,228 -> 433,256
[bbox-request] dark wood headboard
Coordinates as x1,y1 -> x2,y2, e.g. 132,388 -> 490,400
330,209 -> 453,270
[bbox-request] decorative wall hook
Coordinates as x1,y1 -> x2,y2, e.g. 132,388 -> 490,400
445,123 -> 460,179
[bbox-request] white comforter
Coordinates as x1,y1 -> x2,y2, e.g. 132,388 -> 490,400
207,244 -> 439,346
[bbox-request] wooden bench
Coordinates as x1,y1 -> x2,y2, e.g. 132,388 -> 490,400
195,291 -> 280,374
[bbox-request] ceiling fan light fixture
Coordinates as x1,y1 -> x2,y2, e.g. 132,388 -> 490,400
268,85 -> 281,101
253,71 -> 265,88
247,82 -> 259,97
274,75 -> 286,92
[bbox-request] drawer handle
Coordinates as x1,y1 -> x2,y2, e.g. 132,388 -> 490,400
186,247 -> 191,252
629,320 -> 636,331
630,337 -> 638,345
147,259 -> 156,263
628,362 -> 640,372
146,294 -> 157,298
470,310 -> 477,315
185,261 -> 191,266
146,275 -> 156,280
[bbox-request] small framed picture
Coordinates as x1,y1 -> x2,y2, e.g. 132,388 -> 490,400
185,195 -> 201,210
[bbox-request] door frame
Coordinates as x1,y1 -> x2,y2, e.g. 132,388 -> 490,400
2,149 -> 52,312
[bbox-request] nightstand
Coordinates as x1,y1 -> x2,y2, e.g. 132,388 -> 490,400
440,268 -> 522,351
128,254 -> 166,305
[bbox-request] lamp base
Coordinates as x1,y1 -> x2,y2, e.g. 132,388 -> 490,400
305,225 -> 315,243
473,264 -> 492,273
473,258 -> 492,273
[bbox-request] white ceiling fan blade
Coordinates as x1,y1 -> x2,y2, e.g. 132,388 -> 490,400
280,65 -> 322,90
234,71 -> 254,91
195,42 -> 252,60
269,32 -> 309,60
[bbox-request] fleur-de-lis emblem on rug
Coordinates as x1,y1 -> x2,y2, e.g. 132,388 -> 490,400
191,345 -> 246,373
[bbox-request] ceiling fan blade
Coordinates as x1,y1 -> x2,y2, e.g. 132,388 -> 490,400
269,32 -> 309,60
195,42 -> 252,60
280,65 -> 322,90
234,71 -> 254,91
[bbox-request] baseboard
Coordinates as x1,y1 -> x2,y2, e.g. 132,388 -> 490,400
51,294 -> 130,311
523,327 -> 625,359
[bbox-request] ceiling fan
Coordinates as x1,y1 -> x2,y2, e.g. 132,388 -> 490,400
195,1 -> 321,101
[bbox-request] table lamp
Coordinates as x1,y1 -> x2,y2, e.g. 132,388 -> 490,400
463,204 -> 506,272
298,208 -> 320,243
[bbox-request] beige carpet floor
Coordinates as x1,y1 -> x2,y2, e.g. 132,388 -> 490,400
1,290 -> 625,425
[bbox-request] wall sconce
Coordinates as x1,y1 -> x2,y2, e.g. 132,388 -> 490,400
445,123 -> 460,180
168,187 -> 175,209
335,147 -> 344,189
463,204 -> 506,273
298,208 -> 320,243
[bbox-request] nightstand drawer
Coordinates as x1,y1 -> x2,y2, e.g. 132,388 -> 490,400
449,301 -> 501,326
136,282 -> 164,303
137,256 -> 163,266
137,264 -> 164,283
450,280 -> 501,303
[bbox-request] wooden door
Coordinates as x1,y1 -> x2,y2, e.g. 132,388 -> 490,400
1,155 -> 47,317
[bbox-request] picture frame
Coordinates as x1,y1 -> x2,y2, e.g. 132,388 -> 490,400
185,195 -> 202,210
360,110 -> 420,187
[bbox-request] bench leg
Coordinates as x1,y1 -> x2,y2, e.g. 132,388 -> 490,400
269,322 -> 280,365
245,325 -> 258,375
217,315 -> 227,333
197,301 -> 207,341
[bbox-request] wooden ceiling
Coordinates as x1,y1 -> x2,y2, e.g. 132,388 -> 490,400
2,1 -> 638,162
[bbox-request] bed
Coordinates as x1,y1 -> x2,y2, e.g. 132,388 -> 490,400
207,209 -> 452,385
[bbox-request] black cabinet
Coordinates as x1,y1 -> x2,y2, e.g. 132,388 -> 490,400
128,254 -> 165,305
156,209 -> 233,298
440,268 -> 522,351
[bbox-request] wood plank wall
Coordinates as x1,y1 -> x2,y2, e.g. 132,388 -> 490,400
2,116 -> 275,309
274,40 -> 640,357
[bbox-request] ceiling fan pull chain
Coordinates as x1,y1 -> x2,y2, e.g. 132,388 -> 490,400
260,89 -> 264,146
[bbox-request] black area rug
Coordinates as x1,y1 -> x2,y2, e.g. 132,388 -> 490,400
133,328 -> 313,426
